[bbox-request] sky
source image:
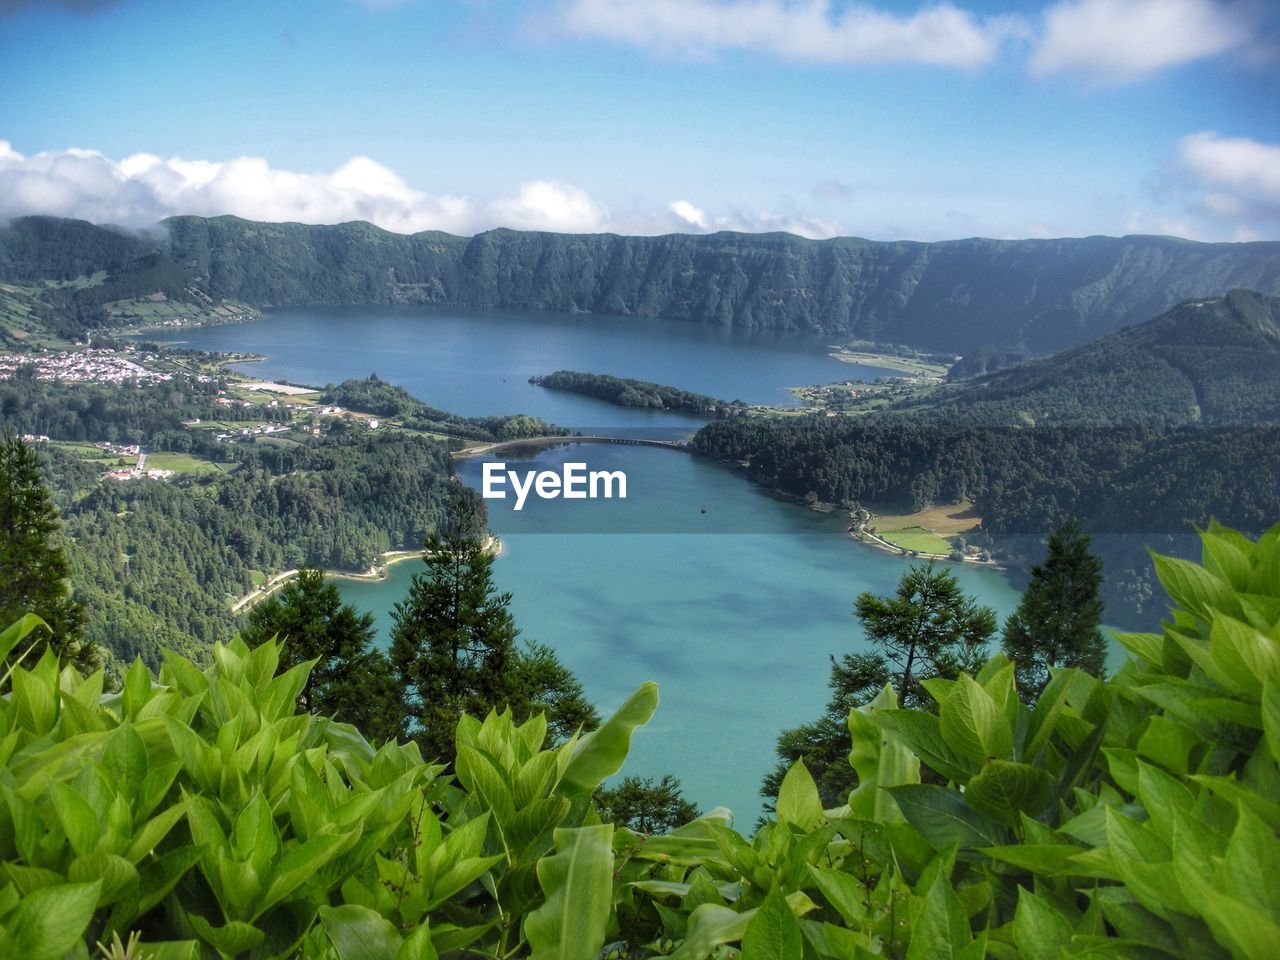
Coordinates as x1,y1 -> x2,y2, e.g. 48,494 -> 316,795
0,0 -> 1277,242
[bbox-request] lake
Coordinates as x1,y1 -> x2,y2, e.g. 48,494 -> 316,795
153,306 -> 1025,824
146,304 -> 896,431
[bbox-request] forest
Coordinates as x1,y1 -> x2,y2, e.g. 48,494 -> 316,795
47,431 -> 462,669
529,370 -> 745,416
692,292 -> 1280,626
320,375 -> 566,442
0,369 -> 566,670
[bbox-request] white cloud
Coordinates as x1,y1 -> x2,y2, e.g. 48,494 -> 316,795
0,141 -> 480,233
670,199 -> 710,229
552,0 -> 1024,69
1177,130 -> 1280,224
489,180 -> 609,232
1030,0 -> 1252,83
0,139 -> 849,238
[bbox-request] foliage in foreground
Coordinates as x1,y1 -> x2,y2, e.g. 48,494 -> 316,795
2,522 -> 1280,958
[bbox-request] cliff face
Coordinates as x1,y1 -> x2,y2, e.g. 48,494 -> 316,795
6,214 -> 1279,353
162,218 -> 1280,352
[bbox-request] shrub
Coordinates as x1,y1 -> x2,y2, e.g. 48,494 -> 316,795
1,521 -> 1278,958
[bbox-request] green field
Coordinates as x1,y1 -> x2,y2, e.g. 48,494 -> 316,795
48,441 -> 137,469
875,524 -> 954,555
143,452 -> 227,475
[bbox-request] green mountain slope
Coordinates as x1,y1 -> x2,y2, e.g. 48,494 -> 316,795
3,215 -> 1278,353
692,293 -> 1280,625
893,289 -> 1280,425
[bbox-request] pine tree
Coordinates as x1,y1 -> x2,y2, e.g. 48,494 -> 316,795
390,524 -> 519,759
764,565 -> 996,808
595,775 -> 700,835
0,432 -> 90,672
855,562 -> 998,709
389,504 -> 598,761
240,569 -> 404,743
1002,518 -> 1108,700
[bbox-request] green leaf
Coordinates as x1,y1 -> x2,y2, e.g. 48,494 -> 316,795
806,865 -> 867,926
906,867 -> 970,960
1263,682 -> 1280,767
1012,887 -> 1074,960
939,674 -> 1012,766
776,759 -> 823,830
132,943 -> 201,960
1209,613 -> 1280,697
122,658 -> 154,718
524,825 -> 614,960
49,782 -> 99,857
11,667 -> 57,736
1,880 -> 101,960
186,915 -> 265,956
0,614 -> 48,673
964,760 -> 1054,826
669,903 -> 753,960
742,885 -> 803,960
256,832 -> 352,918
1224,804 -> 1280,917
848,684 -> 922,821
868,707 -> 969,783
319,904 -> 405,960
67,851 -> 138,905
886,784 -> 1007,851
981,843 -> 1088,876
394,924 -> 438,960
101,722 -> 149,801
559,682 -> 658,794
1174,858 -> 1280,959
1152,553 -> 1233,618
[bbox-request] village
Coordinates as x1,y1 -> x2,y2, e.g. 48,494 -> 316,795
0,347 -> 178,385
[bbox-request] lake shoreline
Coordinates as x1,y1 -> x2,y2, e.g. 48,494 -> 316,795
230,538 -> 504,613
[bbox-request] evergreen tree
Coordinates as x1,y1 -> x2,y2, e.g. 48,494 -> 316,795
1002,519 -> 1108,700
390,504 -> 598,760
595,775 -> 699,834
855,562 -> 998,709
390,524 -> 519,759
0,432 -> 91,673
763,565 -> 996,808
240,569 -> 404,743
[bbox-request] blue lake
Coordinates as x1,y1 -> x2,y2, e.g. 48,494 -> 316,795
156,306 -> 1025,824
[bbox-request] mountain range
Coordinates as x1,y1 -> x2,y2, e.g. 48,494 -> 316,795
2,214 -> 1278,354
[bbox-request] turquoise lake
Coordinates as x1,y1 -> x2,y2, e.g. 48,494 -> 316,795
154,306 -> 1025,824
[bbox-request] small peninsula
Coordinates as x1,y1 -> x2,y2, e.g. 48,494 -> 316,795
529,370 -> 747,417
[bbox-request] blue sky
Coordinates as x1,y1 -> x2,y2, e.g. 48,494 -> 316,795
0,0 -> 1277,241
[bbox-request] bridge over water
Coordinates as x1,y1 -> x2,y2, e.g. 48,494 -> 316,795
453,435 -> 690,459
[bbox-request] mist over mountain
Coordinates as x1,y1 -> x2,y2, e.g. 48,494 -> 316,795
3,214 -> 1277,354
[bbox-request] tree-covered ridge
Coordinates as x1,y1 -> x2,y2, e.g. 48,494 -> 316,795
692,293 -> 1280,625
903,290 -> 1280,426
319,375 -> 567,442
529,370 -> 745,416
4,214 -> 1279,352
2,522 -> 1279,958
0,369 -> 564,671
51,430 -> 462,669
